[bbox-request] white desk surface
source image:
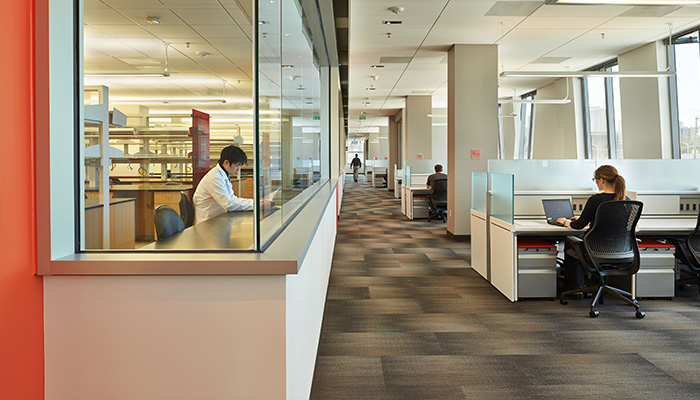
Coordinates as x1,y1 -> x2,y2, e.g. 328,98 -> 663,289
406,186 -> 431,193
514,190 -> 596,196
513,218 -> 695,235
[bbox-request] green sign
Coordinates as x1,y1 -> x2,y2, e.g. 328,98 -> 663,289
313,115 -> 320,120
359,115 -> 366,120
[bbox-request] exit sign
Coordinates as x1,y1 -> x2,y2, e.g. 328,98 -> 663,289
313,115 -> 320,120
359,115 -> 366,120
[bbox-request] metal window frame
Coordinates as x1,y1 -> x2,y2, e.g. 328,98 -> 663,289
582,61 -> 620,159
604,75 -> 616,159
581,77 -> 592,159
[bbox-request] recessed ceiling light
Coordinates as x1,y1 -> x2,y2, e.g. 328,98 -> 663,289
146,16 -> 160,24
258,20 -> 268,25
282,65 -> 294,68
371,65 -> 384,69
382,20 -> 402,25
84,72 -> 170,77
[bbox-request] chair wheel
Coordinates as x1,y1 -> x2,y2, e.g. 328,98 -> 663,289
636,311 -> 645,319
560,299 -> 568,305
589,310 -> 600,318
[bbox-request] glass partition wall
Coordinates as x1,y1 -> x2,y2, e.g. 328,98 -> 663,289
81,0 -> 330,252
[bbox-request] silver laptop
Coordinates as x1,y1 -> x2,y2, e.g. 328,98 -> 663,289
542,199 -> 574,226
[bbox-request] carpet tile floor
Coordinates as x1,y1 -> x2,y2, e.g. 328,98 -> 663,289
310,177 -> 700,400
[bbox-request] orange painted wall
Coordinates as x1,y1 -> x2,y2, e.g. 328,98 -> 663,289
0,0 -> 45,398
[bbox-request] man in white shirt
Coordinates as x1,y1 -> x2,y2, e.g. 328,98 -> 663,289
193,145 -> 265,224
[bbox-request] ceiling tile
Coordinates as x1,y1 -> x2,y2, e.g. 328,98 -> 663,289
485,1 -> 544,17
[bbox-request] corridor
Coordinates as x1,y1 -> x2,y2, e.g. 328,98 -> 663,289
310,180 -> 700,399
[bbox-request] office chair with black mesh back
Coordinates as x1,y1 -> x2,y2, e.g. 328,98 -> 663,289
154,205 -> 185,240
428,178 -> 448,223
179,191 -> 194,228
668,209 -> 700,293
560,200 -> 645,318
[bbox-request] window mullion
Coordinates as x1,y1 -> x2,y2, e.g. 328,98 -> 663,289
604,76 -> 616,159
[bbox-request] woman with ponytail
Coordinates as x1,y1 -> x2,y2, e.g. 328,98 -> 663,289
557,165 -> 627,290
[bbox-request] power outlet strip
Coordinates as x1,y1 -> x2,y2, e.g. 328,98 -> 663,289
679,197 -> 700,214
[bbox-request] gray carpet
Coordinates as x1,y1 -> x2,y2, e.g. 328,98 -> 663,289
310,178 -> 700,400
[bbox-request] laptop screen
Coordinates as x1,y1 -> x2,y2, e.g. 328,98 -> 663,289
542,199 -> 574,220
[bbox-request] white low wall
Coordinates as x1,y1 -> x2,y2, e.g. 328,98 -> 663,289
45,275 -> 287,400
286,185 -> 337,399
44,181 -> 342,400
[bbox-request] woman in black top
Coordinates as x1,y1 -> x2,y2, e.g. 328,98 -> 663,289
557,165 -> 627,290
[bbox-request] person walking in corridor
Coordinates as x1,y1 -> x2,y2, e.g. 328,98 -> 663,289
350,154 -> 362,182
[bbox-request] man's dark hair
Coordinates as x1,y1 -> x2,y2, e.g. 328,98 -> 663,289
434,164 -> 443,173
218,145 -> 247,167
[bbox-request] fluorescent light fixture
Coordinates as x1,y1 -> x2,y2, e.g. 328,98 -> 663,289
498,99 -> 572,104
547,0 -> 700,4
427,114 -> 447,118
110,98 -> 227,104
500,71 -> 674,78
84,72 -> 170,77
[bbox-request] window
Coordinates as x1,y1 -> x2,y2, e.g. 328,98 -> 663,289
669,30 -> 700,159
346,139 -> 364,168
80,0 -> 330,252
582,61 -> 622,159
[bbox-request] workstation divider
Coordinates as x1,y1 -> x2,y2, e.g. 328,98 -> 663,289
472,159 -> 700,302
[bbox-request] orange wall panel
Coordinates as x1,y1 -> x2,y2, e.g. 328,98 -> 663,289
0,0 -> 45,398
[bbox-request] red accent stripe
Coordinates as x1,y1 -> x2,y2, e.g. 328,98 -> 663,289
0,0 -> 45,397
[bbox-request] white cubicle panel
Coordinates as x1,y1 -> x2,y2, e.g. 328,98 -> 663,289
489,218 -> 517,302
404,159 -> 447,174
470,210 -> 488,279
513,192 -> 594,218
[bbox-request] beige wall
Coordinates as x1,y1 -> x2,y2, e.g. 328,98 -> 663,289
532,78 -> 583,159
448,44 -> 498,236
618,41 -> 673,159
404,95 -> 433,161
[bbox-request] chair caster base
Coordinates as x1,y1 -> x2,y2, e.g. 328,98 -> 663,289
635,310 -> 645,319
589,310 -> 600,318
560,299 -> 568,305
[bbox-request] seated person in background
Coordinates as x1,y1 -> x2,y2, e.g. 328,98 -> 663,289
426,164 -> 447,190
193,145 -> 271,224
557,165 -> 628,291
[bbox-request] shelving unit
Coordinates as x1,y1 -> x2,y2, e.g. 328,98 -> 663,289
84,87 -> 257,244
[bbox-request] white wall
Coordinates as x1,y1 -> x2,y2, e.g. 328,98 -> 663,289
431,107 -> 448,161
45,276 -> 287,400
286,188 -> 337,399
50,0 -> 77,260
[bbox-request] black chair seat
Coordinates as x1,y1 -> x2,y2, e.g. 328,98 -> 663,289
667,209 -> 700,292
428,178 -> 448,223
560,200 -> 645,318
154,205 -> 185,240
179,191 -> 194,228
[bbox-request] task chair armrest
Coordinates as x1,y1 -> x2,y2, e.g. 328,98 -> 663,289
567,236 -> 583,245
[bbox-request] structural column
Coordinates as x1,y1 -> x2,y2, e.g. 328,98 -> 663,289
618,41 -> 672,158
404,95 -> 432,161
448,44 -> 498,236
388,111 -> 401,190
